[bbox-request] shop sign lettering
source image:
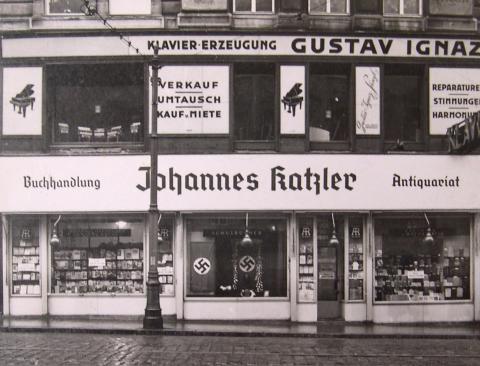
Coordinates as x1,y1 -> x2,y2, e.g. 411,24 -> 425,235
356,67 -> 380,135
136,165 -> 357,196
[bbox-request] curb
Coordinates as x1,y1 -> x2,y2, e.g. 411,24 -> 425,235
1,326 -> 479,340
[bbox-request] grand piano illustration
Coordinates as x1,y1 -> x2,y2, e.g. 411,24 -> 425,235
10,84 -> 35,118
281,83 -> 303,117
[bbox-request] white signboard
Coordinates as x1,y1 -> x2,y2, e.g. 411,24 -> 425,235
429,67 -> 480,135
356,66 -> 380,135
150,65 -> 229,134
0,155 -> 149,213
2,67 -> 43,135
5,35 -> 480,59
280,65 -> 305,134
0,155 -> 479,212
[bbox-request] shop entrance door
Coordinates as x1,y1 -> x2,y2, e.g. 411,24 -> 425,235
317,244 -> 341,319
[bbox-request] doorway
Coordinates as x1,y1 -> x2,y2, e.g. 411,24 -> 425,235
317,215 -> 344,319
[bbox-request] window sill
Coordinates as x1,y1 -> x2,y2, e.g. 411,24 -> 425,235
234,141 -> 276,151
185,297 -> 289,301
309,141 -> 351,152
50,142 -> 145,154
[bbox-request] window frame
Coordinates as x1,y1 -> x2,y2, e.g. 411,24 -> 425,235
45,0 -> 93,15
308,0 -> 350,15
307,62 -> 353,152
233,0 -> 275,13
383,0 -> 423,17
46,61 -> 147,148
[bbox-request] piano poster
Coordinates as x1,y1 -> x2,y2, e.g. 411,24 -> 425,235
280,66 -> 305,134
2,67 -> 43,135
355,66 -> 380,135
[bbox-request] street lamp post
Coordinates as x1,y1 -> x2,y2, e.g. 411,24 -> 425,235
143,46 -> 163,329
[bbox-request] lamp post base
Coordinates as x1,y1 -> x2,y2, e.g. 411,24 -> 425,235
143,309 -> 163,329
143,271 -> 163,329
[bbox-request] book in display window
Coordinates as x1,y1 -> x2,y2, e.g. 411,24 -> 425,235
298,218 -> 315,302
11,217 -> 41,296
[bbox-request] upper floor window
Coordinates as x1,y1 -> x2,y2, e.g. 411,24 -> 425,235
47,63 -> 144,144
309,0 -> 350,14
384,0 -> 422,15
353,0 -> 381,14
47,0 -> 93,14
234,63 -> 275,141
309,63 -> 350,145
234,0 -> 274,12
384,64 -> 423,146
109,0 -> 151,15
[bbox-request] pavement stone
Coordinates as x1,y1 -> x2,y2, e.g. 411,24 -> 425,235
0,332 -> 479,365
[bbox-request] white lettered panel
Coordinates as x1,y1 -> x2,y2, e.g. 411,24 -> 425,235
430,67 -> 480,135
150,65 -> 230,134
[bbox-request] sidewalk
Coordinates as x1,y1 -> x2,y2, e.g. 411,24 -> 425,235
1,316 -> 480,339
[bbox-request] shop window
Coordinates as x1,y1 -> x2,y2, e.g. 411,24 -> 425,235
11,217 -> 41,296
50,215 -> 144,294
374,215 -> 471,302
186,215 -> 287,298
309,63 -> 350,146
384,0 -> 422,15
309,0 -> 350,14
347,216 -> 364,301
384,64 -> 423,146
47,0 -> 92,14
233,0 -> 274,12
47,63 -> 144,144
234,63 -> 275,141
298,217 -> 315,302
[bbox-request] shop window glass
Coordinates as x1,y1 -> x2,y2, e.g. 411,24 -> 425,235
310,0 -> 349,13
186,216 -> 287,298
11,217 -> 40,296
47,63 -> 144,144
158,216 -> 175,296
374,215 -> 471,302
309,63 -> 350,143
347,216 -> 364,301
234,63 -> 275,141
298,217 -> 315,302
384,65 -> 423,143
50,215 -> 144,294
234,0 -> 274,12
47,0 -> 92,14
384,0 -> 421,15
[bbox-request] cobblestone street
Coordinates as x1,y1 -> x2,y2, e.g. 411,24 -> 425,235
0,332 -> 479,366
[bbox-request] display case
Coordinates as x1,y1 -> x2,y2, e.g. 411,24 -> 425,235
158,224 -> 174,296
11,217 -> 41,296
298,218 -> 315,302
347,217 -> 364,301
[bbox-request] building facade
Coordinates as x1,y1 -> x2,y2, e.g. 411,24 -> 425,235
1,0 -> 480,323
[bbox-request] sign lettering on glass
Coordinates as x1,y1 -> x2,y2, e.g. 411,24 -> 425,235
429,68 -> 480,135
152,65 -> 229,134
356,66 -> 380,135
